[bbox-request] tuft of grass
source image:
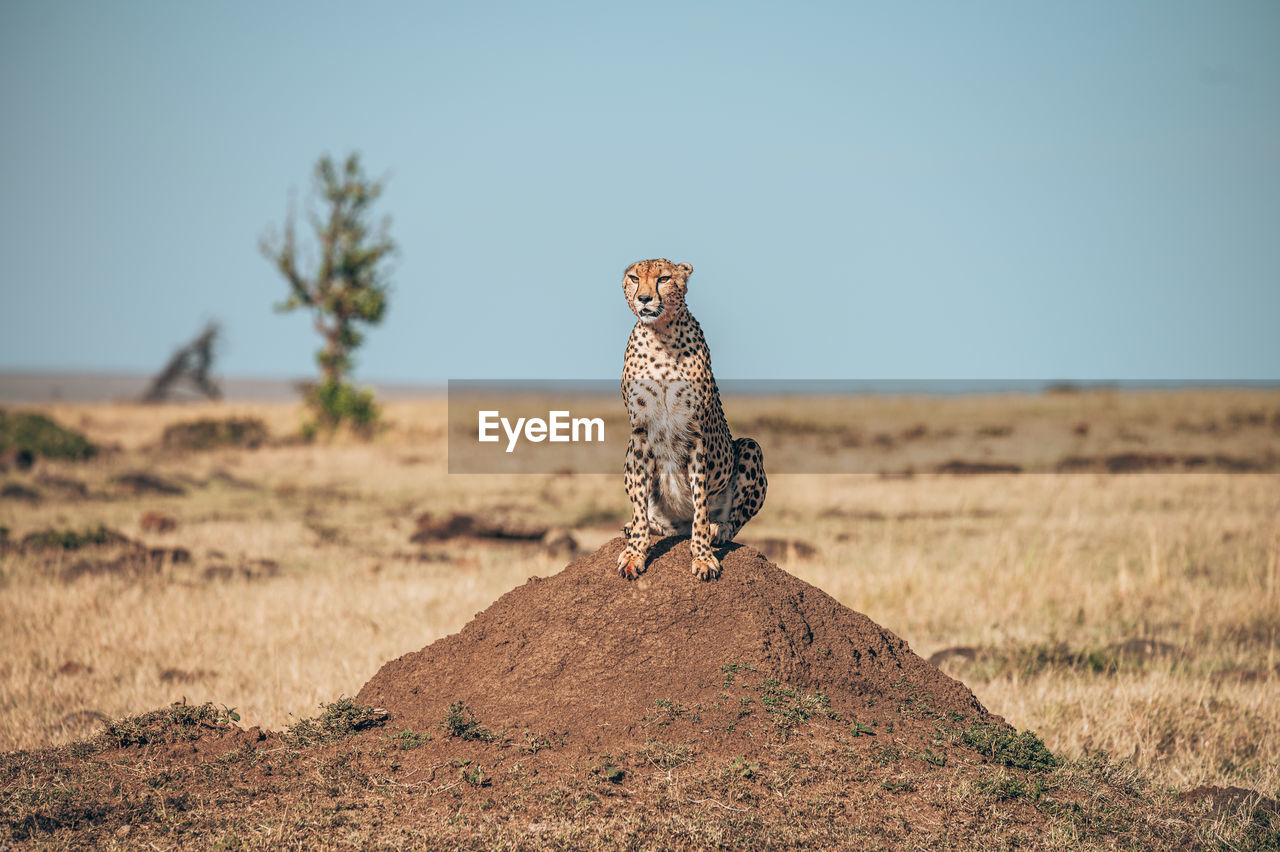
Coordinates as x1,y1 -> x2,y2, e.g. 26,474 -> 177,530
719,661 -> 755,686
592,756 -> 626,784
386,729 -> 430,750
759,679 -> 834,731
979,772 -> 1028,801
962,723 -> 1059,771
653,697 -> 685,720
442,701 -> 498,742
874,745 -> 903,766
102,701 -> 240,747
639,740 -> 691,769
1225,798 -> 1280,852
918,747 -> 948,767
285,697 -> 388,746
459,763 -> 489,787
520,729 -> 552,754
0,409 -> 97,461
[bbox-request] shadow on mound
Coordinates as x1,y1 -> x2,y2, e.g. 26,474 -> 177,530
358,537 -> 990,746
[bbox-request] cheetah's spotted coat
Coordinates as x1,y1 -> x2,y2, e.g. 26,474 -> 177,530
617,259 -> 767,581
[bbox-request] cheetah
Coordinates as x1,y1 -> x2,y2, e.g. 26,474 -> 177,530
616,259 -> 767,581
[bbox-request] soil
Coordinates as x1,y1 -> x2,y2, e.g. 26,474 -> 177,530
358,536 -> 988,747
1,539 -> 1262,849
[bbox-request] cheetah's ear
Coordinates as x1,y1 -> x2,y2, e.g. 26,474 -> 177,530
677,263 -> 693,277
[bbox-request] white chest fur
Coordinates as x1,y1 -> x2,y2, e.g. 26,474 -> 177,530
627,379 -> 698,452
626,377 -> 700,522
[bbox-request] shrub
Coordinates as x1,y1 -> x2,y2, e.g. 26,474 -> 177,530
0,410 -> 97,461
962,723 -> 1059,771
303,379 -> 379,437
102,701 -> 240,747
442,701 -> 498,742
162,417 -> 269,451
285,697 -> 388,746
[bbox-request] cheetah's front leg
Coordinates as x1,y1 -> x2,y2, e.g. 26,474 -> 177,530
617,430 -> 653,580
688,437 -> 720,581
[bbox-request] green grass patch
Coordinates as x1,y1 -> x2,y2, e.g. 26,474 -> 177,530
719,661 -> 756,686
759,678 -> 834,731
0,409 -> 97,461
442,701 -> 499,742
979,772 -> 1028,801
520,729 -> 552,754
918,747 -> 947,767
961,723 -> 1059,771
386,729 -> 430,750
285,697 -> 388,746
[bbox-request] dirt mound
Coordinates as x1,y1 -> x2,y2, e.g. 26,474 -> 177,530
358,537 -> 988,747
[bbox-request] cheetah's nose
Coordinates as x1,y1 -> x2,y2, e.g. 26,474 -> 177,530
637,294 -> 653,303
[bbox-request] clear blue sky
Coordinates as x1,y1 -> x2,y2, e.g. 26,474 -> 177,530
1,1 -> 1277,383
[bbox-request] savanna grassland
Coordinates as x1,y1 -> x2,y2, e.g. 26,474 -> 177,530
1,390 -> 1278,848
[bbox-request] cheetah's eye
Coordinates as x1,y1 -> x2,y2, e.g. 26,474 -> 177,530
657,276 -> 670,284
628,275 -> 639,283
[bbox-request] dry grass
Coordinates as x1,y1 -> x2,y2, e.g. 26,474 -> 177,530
762,472 -> 1280,794
1,392 -> 1278,805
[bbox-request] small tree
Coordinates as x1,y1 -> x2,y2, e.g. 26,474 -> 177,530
261,153 -> 395,435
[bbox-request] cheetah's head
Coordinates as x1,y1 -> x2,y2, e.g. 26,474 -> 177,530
623,258 -> 693,328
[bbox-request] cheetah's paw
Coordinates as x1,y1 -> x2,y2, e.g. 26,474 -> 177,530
691,553 -> 721,581
617,546 -> 647,580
